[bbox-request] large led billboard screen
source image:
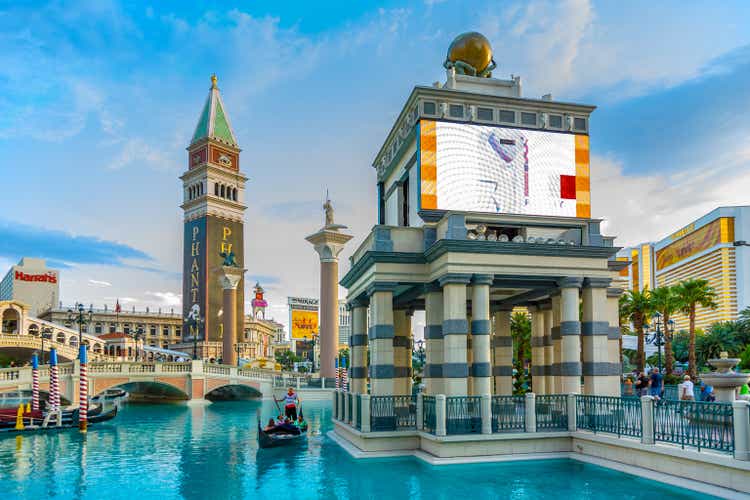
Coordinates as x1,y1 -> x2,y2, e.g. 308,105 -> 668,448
419,120 -> 590,217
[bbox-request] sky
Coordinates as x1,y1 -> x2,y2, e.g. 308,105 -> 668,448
2,0 -> 750,335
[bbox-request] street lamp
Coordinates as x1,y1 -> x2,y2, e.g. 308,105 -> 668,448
415,339 -> 425,375
235,342 -> 242,367
40,327 -> 52,364
66,303 -> 93,357
646,313 -> 675,373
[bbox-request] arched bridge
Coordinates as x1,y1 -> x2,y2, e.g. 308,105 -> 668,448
0,361 -> 275,403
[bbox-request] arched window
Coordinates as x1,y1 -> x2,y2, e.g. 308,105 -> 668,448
28,324 -> 39,336
56,332 -> 66,343
220,184 -> 225,198
232,188 -> 237,201
214,183 -> 219,196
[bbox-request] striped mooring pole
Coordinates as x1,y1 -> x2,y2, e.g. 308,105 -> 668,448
49,348 -> 60,412
79,344 -> 88,433
31,353 -> 40,411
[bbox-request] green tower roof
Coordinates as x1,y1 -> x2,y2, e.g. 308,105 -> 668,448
191,74 -> 239,148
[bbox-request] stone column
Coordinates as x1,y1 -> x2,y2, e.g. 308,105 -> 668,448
530,306 -> 546,395
306,224 -> 353,378
470,275 -> 493,396
219,266 -> 245,366
492,309 -> 513,395
559,278 -> 583,394
367,283 -> 397,396
582,278 -> 617,395
393,309 -> 412,395
349,299 -> 369,394
439,274 -> 471,396
607,287 -> 624,394
550,293 -> 561,394
424,285 -> 444,395
543,307 -> 554,394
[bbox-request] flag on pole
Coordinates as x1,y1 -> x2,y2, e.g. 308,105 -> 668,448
115,299 -> 122,313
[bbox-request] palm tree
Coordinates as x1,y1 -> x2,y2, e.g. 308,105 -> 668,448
696,322 -> 741,367
620,289 -> 652,372
673,279 -> 718,378
649,286 -> 680,375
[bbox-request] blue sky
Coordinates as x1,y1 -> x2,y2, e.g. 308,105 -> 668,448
2,0 -> 750,331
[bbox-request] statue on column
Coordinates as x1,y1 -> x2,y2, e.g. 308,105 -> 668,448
324,197 -> 335,227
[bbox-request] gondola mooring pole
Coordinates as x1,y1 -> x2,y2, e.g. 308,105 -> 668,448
31,353 -> 40,412
49,348 -> 60,413
79,344 -> 88,433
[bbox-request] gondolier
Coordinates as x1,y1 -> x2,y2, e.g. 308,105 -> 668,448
275,387 -> 300,421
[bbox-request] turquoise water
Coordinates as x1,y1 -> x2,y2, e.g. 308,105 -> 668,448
0,400 -> 710,499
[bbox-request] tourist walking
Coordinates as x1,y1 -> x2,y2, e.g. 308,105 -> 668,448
649,368 -> 664,399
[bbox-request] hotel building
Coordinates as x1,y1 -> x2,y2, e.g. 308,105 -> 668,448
618,206 -> 750,331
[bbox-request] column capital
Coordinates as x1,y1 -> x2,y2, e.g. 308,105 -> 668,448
557,277 -> 583,289
606,287 -> 625,298
471,274 -> 494,286
583,277 -> 612,289
438,273 -> 473,286
218,266 -> 246,290
366,281 -> 398,297
347,296 -> 369,310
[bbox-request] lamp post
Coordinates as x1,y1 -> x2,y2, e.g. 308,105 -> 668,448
186,314 -> 204,361
415,339 -> 425,376
66,303 -> 93,357
647,312 -> 674,373
40,327 -> 52,365
235,342 -> 242,367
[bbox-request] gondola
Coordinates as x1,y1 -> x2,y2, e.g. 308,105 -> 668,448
0,403 -> 118,433
257,423 -> 307,449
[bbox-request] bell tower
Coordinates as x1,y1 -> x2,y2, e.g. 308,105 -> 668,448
181,75 -> 246,358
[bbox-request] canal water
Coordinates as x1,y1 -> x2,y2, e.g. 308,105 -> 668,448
0,400 -> 711,499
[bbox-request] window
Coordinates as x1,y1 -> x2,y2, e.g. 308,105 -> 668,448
232,188 -> 237,201
574,117 -> 587,131
109,323 -> 116,333
214,183 -> 219,196
150,326 -> 156,336
449,104 -> 463,118
95,323 -> 102,334
521,112 -> 537,126
499,110 -> 515,123
401,178 -> 409,227
176,327 -> 181,337
124,324 -> 130,334
423,101 -> 436,115
549,114 -> 563,128
377,182 -> 385,225
477,107 -> 493,121
220,185 -> 225,198
163,326 -> 169,336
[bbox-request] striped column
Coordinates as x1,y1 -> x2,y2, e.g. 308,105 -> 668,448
367,283 -> 397,396
79,344 -> 88,433
582,278 -> 615,395
492,309 -> 513,395
470,274 -> 493,397
559,278 -> 583,394
542,306 -> 554,394
49,348 -> 60,412
31,353 -> 39,411
393,309 -> 413,396
439,274 -> 472,396
423,285 -> 444,395
349,299 -> 369,394
530,306 -> 546,394
607,287 -> 625,395
550,293 -> 562,393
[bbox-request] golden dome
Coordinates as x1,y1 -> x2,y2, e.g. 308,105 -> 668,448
445,32 -> 496,78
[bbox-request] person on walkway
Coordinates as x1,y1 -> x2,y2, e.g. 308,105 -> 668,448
275,387 -> 300,421
649,368 -> 663,399
635,372 -> 650,396
704,386 -> 716,402
679,375 -> 695,401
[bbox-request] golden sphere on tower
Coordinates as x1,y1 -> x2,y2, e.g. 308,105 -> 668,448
445,32 -> 496,78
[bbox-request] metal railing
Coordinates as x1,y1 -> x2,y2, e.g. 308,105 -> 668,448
347,392 -> 353,422
491,395 -> 525,433
576,395 -> 642,438
422,396 -> 436,434
536,395 -> 568,431
446,396 -> 481,435
653,400 -> 734,453
370,395 -> 416,431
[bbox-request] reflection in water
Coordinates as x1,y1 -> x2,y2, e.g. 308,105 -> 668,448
0,400 -> 707,500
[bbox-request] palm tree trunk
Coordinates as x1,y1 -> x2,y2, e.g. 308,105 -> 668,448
663,313 -> 674,376
636,316 -> 645,372
688,306 -> 697,378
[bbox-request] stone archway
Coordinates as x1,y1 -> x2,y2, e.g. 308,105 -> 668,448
1,308 -> 20,334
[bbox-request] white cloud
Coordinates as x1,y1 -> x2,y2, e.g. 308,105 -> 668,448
87,279 -> 112,287
145,291 -> 182,307
591,153 -> 750,247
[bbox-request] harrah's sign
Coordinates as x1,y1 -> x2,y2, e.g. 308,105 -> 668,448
15,271 -> 57,284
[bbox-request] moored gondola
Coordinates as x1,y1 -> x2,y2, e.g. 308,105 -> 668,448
0,403 -> 118,433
